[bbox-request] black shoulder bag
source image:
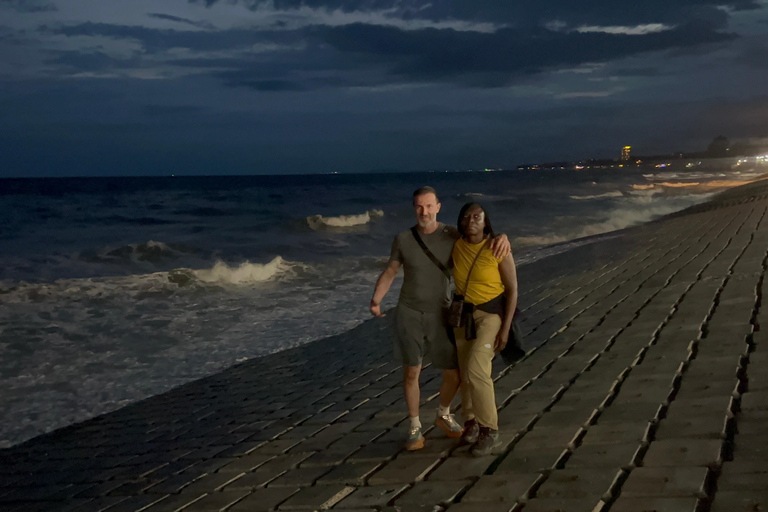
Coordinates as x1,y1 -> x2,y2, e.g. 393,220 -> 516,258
447,240 -> 487,328
410,226 -> 452,280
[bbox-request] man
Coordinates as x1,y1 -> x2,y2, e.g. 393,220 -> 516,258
370,186 -> 510,450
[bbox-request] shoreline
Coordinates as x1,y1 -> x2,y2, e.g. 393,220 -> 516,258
2,178 -> 768,510
0,179 -> 748,449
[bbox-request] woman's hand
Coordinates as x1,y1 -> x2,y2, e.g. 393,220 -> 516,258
494,328 -> 509,352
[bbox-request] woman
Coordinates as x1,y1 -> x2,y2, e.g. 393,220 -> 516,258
452,202 -> 518,456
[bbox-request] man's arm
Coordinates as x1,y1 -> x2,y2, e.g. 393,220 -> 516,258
446,224 -> 510,260
370,259 -> 401,317
489,233 -> 511,259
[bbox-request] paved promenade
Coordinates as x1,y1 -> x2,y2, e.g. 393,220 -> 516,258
3,181 -> 768,512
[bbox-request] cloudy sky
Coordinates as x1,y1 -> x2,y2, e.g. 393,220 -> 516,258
2,0 -> 768,176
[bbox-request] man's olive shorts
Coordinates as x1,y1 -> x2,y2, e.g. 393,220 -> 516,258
394,303 -> 458,369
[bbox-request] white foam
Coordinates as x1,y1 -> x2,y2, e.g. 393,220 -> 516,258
192,257 -> 295,285
306,209 -> 383,230
514,200 -> 705,247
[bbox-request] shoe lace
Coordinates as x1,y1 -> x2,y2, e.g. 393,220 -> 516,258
409,426 -> 421,436
439,414 -> 459,428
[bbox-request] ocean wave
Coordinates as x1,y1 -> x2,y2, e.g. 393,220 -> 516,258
569,191 -> 624,200
514,203 -> 691,247
187,257 -> 298,285
80,241 -> 199,265
306,209 -> 383,230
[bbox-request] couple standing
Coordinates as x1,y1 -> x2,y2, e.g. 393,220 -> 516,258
370,186 -> 520,457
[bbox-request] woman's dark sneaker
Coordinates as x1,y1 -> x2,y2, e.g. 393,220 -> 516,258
470,427 -> 500,456
460,419 -> 480,445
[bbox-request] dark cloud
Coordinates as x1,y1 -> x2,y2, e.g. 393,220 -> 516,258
307,21 -> 737,87
146,13 -> 216,30
191,0 -> 762,26
613,67 -> 663,77
44,15 -> 740,91
47,22 -> 296,54
2,0 -> 57,13
47,50 -> 140,73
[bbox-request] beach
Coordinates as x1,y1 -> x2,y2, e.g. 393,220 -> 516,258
1,178 -> 767,511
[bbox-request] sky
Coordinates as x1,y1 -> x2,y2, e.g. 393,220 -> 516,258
2,0 -> 768,177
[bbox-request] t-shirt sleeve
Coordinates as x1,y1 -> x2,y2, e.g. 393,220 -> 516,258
444,225 -> 461,240
389,235 -> 404,263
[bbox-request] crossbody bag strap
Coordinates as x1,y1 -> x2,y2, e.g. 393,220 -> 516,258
410,226 -> 452,281
460,239 -> 488,296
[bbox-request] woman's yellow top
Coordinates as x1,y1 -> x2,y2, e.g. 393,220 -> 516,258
452,237 -> 505,305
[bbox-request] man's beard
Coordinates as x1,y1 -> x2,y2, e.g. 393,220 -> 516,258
417,217 -> 436,228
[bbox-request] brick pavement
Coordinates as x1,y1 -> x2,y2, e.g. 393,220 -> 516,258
3,181 -> 768,512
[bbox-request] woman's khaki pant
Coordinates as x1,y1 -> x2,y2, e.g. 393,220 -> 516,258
454,309 -> 501,430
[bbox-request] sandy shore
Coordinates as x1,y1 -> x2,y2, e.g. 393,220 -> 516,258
2,179 -> 768,511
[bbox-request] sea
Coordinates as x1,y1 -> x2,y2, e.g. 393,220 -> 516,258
0,165 -> 764,447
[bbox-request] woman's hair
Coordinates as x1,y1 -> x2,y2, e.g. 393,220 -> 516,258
457,202 -> 495,238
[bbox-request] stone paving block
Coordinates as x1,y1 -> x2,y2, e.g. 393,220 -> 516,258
580,423 -> 650,446
180,490 -> 251,511
346,442 -> 401,463
534,469 -> 619,500
394,480 -> 471,506
327,431 -> 383,450
594,403 -> 663,425
522,497 -> 605,512
447,501 -> 515,512
217,453 -> 275,473
495,447 -> 569,473
177,472 -> 246,495
653,413 -> 728,440
410,437 -> 456,457
227,487 -> 300,511
316,461 -> 382,486
368,454 -> 441,485
333,484 -> 409,508
610,384 -> 673,406
641,439 -> 723,468
735,410 -> 768,435
277,484 -> 351,510
714,467 -> 768,499
427,455 -> 496,481
141,492 -> 207,512
661,396 -> 733,418
100,493 -> 168,512
496,409 -> 540,432
730,434 -> 768,462
620,467 -> 708,498
254,440 -> 304,455
518,427 -> 586,450
609,497 -> 698,512
533,409 -> 597,431
710,490 -> 768,512
460,473 -> 541,503
298,449 -> 355,468
740,390 -> 768,410
565,442 -> 642,470
267,466 -> 334,487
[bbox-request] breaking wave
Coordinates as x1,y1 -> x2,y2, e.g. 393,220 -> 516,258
514,204 -> 690,247
306,209 -> 383,230
188,257 -> 298,285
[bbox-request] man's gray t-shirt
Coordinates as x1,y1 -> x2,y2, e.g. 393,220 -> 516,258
389,223 -> 460,313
